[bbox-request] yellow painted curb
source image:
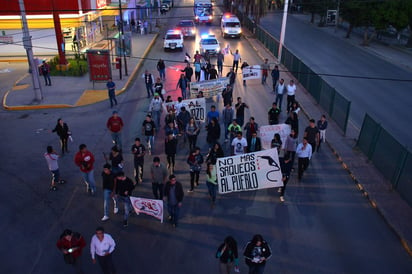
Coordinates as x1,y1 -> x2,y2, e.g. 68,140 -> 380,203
12,84 -> 30,90
74,33 -> 159,107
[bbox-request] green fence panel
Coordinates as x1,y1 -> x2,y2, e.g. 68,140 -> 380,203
307,72 -> 321,103
357,114 -> 380,158
396,152 -> 412,207
292,55 -> 300,77
370,129 -> 405,187
319,81 -> 334,114
331,91 -> 351,134
282,48 -> 292,71
298,61 -> 309,89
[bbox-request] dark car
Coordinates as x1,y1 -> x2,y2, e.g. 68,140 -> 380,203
176,20 -> 196,38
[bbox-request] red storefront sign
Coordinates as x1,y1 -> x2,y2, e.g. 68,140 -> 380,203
87,50 -> 111,81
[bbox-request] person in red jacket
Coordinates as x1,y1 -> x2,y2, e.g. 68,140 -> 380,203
106,110 -> 124,150
56,229 -> 86,273
74,144 -> 96,195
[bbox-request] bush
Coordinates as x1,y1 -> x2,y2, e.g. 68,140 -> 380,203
49,54 -> 88,77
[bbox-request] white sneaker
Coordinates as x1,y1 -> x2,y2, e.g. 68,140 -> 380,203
277,188 -> 282,193
114,207 -> 119,214
101,216 -> 110,221
280,196 -> 285,202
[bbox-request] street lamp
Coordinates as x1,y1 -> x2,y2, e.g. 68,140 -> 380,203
277,0 -> 289,63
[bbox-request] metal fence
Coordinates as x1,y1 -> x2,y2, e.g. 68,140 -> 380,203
357,114 -> 412,206
238,13 -> 351,134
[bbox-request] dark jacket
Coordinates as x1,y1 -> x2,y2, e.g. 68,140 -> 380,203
101,172 -> 115,191
247,137 -> 262,152
52,123 -> 70,139
216,243 -> 239,264
163,181 -> 184,203
165,137 -> 178,155
243,240 -> 272,266
115,177 -> 135,196
206,123 -> 221,143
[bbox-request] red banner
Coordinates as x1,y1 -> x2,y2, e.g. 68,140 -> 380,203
87,50 -> 111,82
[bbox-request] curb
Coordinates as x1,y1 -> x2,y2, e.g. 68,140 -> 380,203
2,33 -> 159,111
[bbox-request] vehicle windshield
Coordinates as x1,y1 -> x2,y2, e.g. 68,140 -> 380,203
226,22 -> 240,28
202,39 -> 217,45
179,21 -> 194,27
166,34 -> 181,39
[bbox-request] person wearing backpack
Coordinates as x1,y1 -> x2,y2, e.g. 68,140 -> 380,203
216,236 -> 240,273
40,60 -> 51,86
56,229 -> 86,273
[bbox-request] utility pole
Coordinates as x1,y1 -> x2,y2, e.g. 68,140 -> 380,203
335,0 -> 341,33
277,0 -> 289,63
119,1 -> 128,76
18,0 -> 43,102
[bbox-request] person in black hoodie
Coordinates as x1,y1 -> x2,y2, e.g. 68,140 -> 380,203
216,236 -> 239,273
243,234 -> 272,274
114,171 -> 135,227
101,164 -> 118,222
52,118 -> 70,155
165,133 -> 178,175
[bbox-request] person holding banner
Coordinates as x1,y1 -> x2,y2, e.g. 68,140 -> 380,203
243,234 -> 272,274
279,153 -> 293,202
163,175 -> 184,227
206,142 -> 224,165
187,147 -> 204,192
114,171 -> 135,227
240,61 -> 250,86
216,236 -> 239,273
296,137 -> 312,181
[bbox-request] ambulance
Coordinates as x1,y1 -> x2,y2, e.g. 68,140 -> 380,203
220,13 -> 242,38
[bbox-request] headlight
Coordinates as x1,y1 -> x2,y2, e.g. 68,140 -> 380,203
195,16 -> 199,20
216,47 -> 220,52
209,16 -> 213,20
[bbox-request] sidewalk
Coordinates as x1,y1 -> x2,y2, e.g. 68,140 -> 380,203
2,33 -> 158,110
243,24 -> 412,256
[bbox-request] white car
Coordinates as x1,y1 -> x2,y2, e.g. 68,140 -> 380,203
163,30 -> 184,51
199,34 -> 220,55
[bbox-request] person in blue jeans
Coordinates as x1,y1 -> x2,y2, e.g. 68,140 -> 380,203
243,234 -> 272,274
163,175 -> 184,227
114,171 -> 135,227
101,164 -> 118,221
206,164 -> 218,206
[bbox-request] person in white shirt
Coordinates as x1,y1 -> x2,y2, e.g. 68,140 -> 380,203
231,49 -> 241,72
149,93 -> 163,129
44,146 -> 65,191
286,79 -> 297,113
231,131 -> 248,156
275,78 -> 286,111
90,227 -> 116,273
296,137 -> 312,181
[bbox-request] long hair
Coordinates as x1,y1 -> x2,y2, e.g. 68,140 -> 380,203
251,234 -> 264,245
224,236 -> 237,252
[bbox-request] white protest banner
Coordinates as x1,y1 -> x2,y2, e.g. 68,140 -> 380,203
242,65 -> 261,80
164,97 -> 206,122
130,197 -> 164,223
189,77 -> 230,98
216,149 -> 283,194
259,124 -> 291,150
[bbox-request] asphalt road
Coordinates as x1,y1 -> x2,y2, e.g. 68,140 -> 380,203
0,1 -> 412,274
260,13 -> 412,146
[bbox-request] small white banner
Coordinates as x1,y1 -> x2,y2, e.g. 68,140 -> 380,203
259,124 -> 291,150
130,197 -> 164,223
164,97 -> 206,123
189,77 -> 230,98
242,65 -> 261,80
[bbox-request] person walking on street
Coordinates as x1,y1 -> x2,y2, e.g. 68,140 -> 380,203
241,60 -> 249,86
101,164 -> 118,221
149,93 -> 163,129
317,114 -> 328,151
279,153 -> 292,202
40,60 -> 52,86
296,137 -> 312,181
177,106 -> 191,142
261,59 -> 270,85
244,117 -> 259,141
142,114 -> 156,155
194,61 -> 202,82
206,163 -> 218,206
154,77 -> 165,101
243,234 -> 272,274
90,227 -> 116,273
217,50 -> 224,76
165,133 -> 178,174
114,171 -> 135,227
285,111 -> 299,137
131,138 -> 146,184
222,104 -> 234,142
52,118 -> 71,155
157,58 -> 166,80
106,78 -> 117,108
150,156 -> 168,199
56,229 -> 86,273
274,78 -> 286,111
106,111 -> 124,149
286,79 -> 297,112
108,145 -> 124,176
206,142 -> 224,165
228,119 -> 242,142
209,65 -> 218,80
247,132 -> 262,153
143,70 -> 155,98
226,68 -> 236,87
207,105 -> 220,125
235,97 -> 249,127
176,74 -> 189,99
304,119 -> 320,154
206,117 -> 221,148
74,144 -> 96,195
271,65 -> 280,92
181,62 -> 194,82
268,102 -> 281,125
231,131 -> 248,156
222,84 -> 233,107
186,117 -> 200,151
163,174 -> 184,227
216,236 -> 239,274
44,146 -> 65,191
284,129 -> 298,168
231,49 -> 241,72
187,147 -> 204,192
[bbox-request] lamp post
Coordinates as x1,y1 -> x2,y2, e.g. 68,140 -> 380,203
119,1 -> 128,76
18,0 -> 43,102
277,0 -> 289,64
